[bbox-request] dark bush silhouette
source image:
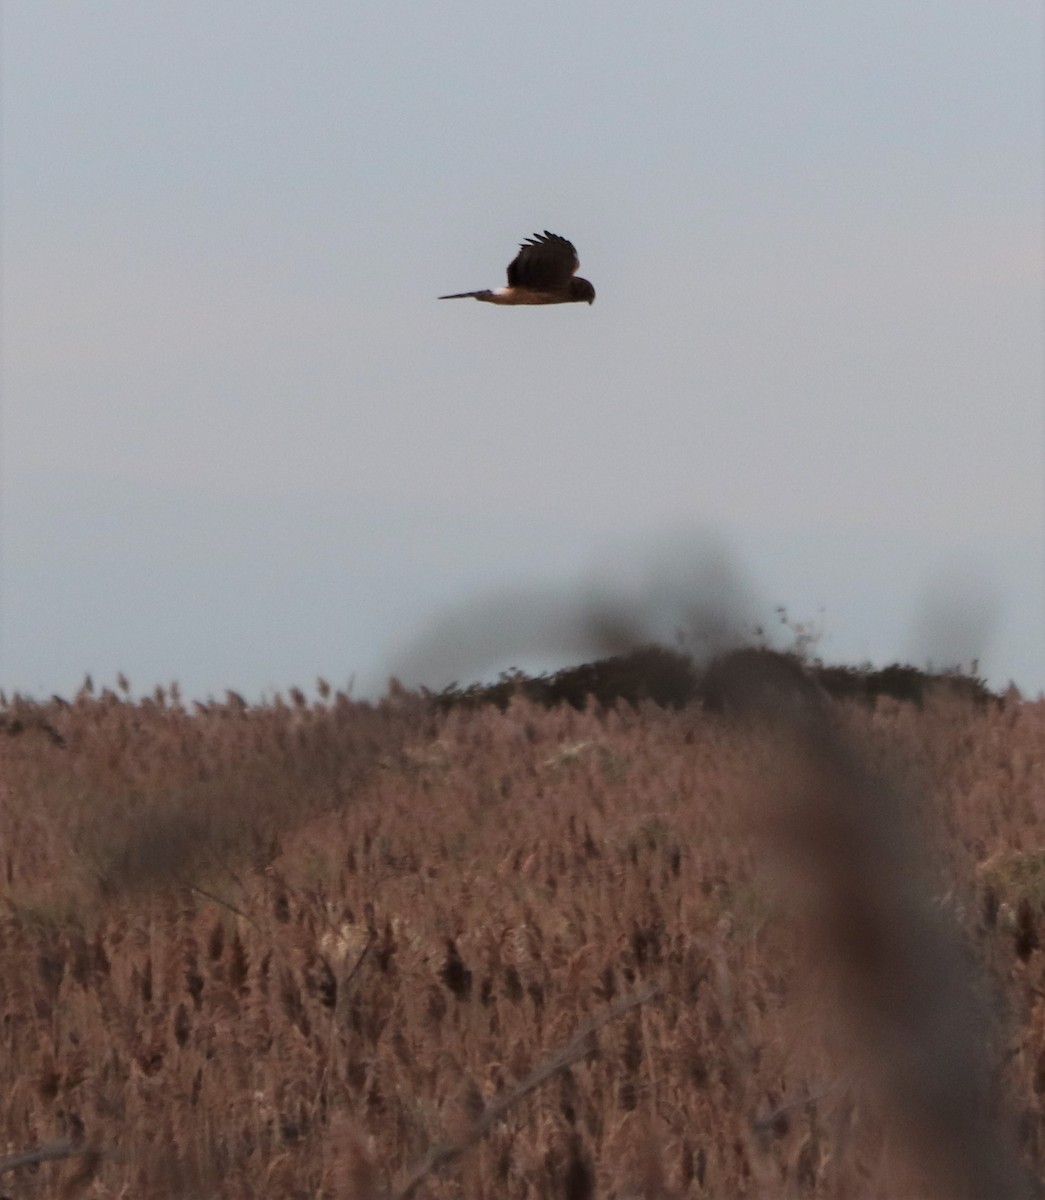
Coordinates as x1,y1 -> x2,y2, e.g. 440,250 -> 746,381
433,645 -> 996,714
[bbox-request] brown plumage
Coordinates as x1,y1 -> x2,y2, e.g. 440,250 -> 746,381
439,231 -> 595,305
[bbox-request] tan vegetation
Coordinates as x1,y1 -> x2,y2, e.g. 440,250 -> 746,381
0,668 -> 1043,1198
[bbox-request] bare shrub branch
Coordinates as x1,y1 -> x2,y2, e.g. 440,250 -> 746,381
390,985 -> 659,1200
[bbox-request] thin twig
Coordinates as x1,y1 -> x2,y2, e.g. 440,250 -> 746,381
0,1140 -> 97,1177
316,914 -> 378,1127
186,880 -> 262,931
751,1079 -> 847,1134
340,929 -> 375,997
390,984 -> 659,1200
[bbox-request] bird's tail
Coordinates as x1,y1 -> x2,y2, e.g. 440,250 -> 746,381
438,290 -> 494,301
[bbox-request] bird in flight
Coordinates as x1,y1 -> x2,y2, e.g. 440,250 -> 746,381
439,231 -> 595,305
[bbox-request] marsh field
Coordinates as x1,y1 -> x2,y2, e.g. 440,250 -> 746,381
1,653 -> 1044,1199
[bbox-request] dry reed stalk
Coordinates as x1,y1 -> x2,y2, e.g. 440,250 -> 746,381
326,1115 -> 383,1200
58,1145 -> 104,1198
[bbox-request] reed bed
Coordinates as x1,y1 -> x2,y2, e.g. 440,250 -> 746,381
0,676 -> 1042,1198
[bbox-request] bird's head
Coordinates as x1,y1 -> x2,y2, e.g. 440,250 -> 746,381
571,278 -> 596,305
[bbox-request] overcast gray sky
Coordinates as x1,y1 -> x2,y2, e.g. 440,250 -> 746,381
2,2 -> 1042,699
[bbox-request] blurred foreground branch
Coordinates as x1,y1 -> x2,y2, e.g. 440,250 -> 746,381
715,649 -> 1036,1200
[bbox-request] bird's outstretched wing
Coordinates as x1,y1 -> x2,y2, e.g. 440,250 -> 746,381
505,231 -> 580,291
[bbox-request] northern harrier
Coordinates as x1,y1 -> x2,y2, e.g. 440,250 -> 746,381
439,231 -> 595,305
